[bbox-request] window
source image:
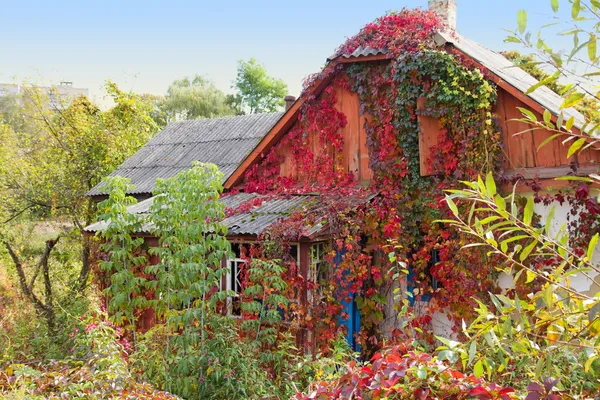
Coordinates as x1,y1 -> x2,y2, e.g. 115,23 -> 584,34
226,243 -> 247,316
226,258 -> 245,316
407,249 -> 439,306
308,242 -> 328,306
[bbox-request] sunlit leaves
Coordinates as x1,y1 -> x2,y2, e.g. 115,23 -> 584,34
572,0 -> 581,19
440,172 -> 600,392
524,70 -> 560,96
562,92 -> 585,108
587,233 -> 599,261
567,137 -> 586,158
589,34 -> 598,62
517,10 -> 528,34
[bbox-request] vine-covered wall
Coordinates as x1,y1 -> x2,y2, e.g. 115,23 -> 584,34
230,8 -> 600,357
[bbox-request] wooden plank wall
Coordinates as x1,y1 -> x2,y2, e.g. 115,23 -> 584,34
417,87 -> 598,177
417,97 -> 443,176
277,84 -> 597,183
494,88 -> 597,171
276,82 -> 374,183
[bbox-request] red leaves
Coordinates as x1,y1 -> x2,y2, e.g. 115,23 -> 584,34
334,9 -> 442,59
295,345 -> 518,400
575,182 -> 590,200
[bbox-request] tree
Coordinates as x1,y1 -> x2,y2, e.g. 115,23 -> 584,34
158,75 -> 235,122
0,82 -> 158,338
507,1 -> 600,151
147,162 -> 232,397
502,50 -> 600,124
232,57 -> 288,114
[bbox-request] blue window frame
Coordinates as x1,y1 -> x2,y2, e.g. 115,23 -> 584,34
406,250 -> 439,306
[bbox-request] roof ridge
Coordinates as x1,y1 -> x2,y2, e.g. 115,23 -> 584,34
166,111 -> 284,125
134,137 -> 264,146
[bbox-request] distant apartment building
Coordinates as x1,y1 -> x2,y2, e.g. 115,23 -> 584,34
0,82 -> 89,109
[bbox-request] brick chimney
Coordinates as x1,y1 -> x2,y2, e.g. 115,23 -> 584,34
284,95 -> 296,111
428,0 -> 457,32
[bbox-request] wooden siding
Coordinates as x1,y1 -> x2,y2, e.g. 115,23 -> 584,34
251,78 -> 597,185
494,88 -> 598,173
417,87 -> 598,178
275,81 -> 374,183
417,97 -> 443,176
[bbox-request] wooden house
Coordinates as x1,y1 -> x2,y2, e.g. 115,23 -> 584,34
86,0 -> 599,352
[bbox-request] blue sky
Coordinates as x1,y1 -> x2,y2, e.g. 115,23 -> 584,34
0,1 -> 572,106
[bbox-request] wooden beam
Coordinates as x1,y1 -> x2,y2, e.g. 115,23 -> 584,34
337,54 -> 389,64
503,165 -> 598,180
501,178 -> 600,193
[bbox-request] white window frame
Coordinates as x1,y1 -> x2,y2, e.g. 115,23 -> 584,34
226,258 -> 245,317
308,242 -> 327,306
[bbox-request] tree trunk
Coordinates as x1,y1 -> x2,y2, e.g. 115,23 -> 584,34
77,237 -> 91,292
1,236 -> 60,338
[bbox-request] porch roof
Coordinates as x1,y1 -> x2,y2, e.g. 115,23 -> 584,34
83,192 -> 323,237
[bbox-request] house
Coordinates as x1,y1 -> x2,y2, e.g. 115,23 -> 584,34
85,0 -> 600,356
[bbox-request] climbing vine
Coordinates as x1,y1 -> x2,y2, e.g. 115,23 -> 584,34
95,7 -> 600,363
228,9 -> 512,357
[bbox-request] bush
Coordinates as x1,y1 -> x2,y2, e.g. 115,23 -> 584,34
129,315 -> 357,400
0,317 -> 178,399
295,344 -> 517,400
0,223 -> 93,363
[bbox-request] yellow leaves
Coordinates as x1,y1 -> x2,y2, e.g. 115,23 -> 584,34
546,327 -> 560,343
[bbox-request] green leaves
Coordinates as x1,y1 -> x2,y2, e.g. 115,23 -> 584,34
587,233 -> 599,261
524,70 -> 560,95
567,137 -> 586,158
523,196 -> 534,226
485,172 -> 497,197
561,92 -> 585,108
572,0 -> 581,18
473,359 -> 484,378
149,162 -> 231,376
234,57 -> 289,113
551,0 -> 559,12
97,176 -> 147,334
517,10 -> 528,34
446,196 -> 459,216
589,34 -> 597,62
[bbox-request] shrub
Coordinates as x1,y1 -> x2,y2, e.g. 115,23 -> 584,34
0,317 -> 178,399
294,344 -> 517,400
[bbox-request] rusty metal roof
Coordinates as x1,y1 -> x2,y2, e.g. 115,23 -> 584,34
84,192 -> 319,236
87,112 -> 283,196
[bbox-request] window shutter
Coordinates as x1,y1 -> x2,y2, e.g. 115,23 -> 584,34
417,97 -> 443,176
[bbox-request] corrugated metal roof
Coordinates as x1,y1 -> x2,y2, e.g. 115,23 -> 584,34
223,195 -> 318,236
84,193 -> 319,236
87,112 -> 283,196
435,31 -> 586,130
328,46 -> 387,62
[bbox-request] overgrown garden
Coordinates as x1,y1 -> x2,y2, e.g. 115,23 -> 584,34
1,1 -> 600,399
